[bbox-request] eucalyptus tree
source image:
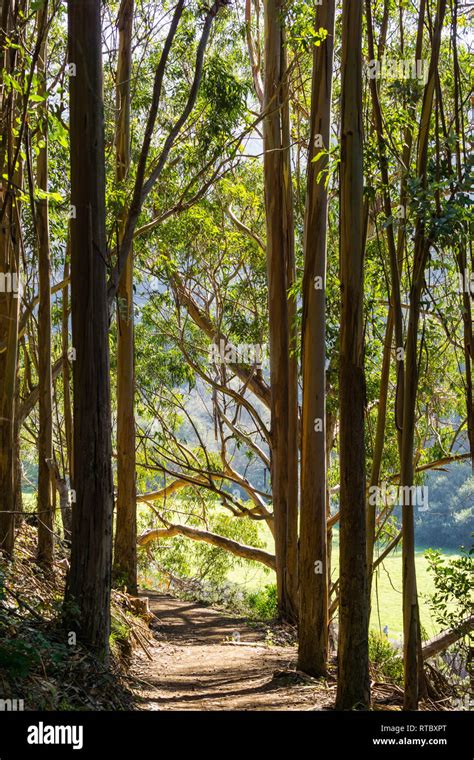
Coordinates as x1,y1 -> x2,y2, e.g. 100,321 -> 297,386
335,0 -> 370,710
262,0 -> 298,622
36,0 -> 54,568
113,0 -> 137,594
0,0 -> 27,557
298,0 -> 335,676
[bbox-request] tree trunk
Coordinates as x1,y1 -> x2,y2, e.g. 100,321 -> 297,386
400,0 -> 446,710
113,0 -> 137,595
36,1 -> 54,568
0,0 -> 20,558
64,0 -> 114,659
457,255 -> 474,469
13,363 -> 22,520
263,0 -> 298,624
298,0 -> 335,677
62,258 -> 73,483
452,3 -> 473,469
0,198 -> 19,557
335,0 -> 370,710
366,312 -> 393,589
281,24 -> 299,621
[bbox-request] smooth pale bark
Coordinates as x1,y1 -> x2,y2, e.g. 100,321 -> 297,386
400,0 -> 447,710
298,0 -> 335,677
113,0 -> 137,594
36,1 -> 54,567
281,26 -> 299,621
59,258 -> 72,541
335,0 -> 370,711
262,0 -> 298,623
62,259 -> 73,485
366,313 -> 393,580
64,0 -> 114,658
245,0 -> 263,107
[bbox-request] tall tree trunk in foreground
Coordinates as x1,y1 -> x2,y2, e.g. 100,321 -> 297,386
335,0 -> 370,710
113,0 -> 137,595
36,1 -> 54,568
263,0 -> 298,623
64,0 -> 114,658
0,0 -> 20,557
401,0 -> 446,710
0,188 -> 19,558
298,0 -> 335,677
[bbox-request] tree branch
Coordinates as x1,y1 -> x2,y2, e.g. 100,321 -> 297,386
137,522 -> 276,569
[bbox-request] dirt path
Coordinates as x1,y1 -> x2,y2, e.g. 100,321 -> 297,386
132,592 -> 335,710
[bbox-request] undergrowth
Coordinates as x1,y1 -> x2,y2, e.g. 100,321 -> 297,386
0,525 -> 150,710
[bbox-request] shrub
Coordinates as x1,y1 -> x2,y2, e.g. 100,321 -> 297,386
0,639 -> 40,678
369,631 -> 404,685
245,584 -> 278,620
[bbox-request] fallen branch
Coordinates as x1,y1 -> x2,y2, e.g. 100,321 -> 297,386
421,615 -> 474,661
137,523 -> 276,570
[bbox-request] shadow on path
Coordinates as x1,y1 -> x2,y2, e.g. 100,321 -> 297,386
132,592 -> 333,711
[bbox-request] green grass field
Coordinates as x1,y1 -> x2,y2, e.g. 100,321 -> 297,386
367,547 -> 456,640
228,536 -> 458,639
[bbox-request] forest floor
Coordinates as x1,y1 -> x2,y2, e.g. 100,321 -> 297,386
131,592 -> 338,711
132,592 -> 335,710
0,528 -> 452,711
131,593 -> 457,712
